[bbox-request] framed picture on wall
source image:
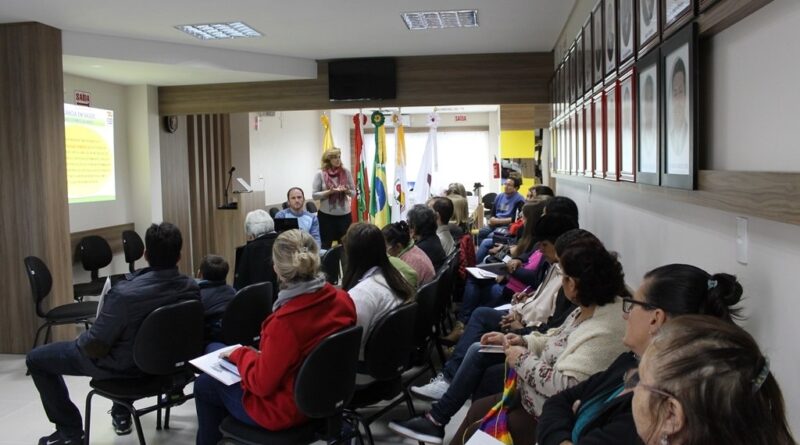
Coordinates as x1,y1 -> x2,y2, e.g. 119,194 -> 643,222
556,65 -> 563,117
636,48 -> 660,185
584,100 -> 594,176
576,33 -> 584,100
619,68 -> 637,181
663,0 -> 694,36
661,23 -> 697,189
638,0 -> 659,56
569,113 -> 577,174
618,0 -> 636,68
605,81 -> 619,180
593,91 -> 606,178
576,103 -> 585,175
604,0 -> 618,79
582,19 -> 593,94
592,1 -> 605,89
569,45 -> 577,105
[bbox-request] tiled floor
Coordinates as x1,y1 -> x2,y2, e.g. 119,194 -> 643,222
0,354 -> 469,445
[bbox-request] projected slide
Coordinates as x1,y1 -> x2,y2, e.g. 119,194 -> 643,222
64,104 -> 115,203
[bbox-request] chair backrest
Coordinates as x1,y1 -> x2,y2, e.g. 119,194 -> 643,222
294,325 -> 363,418
268,207 -> 280,219
23,256 -> 52,317
482,192 -> 497,209
122,230 -> 144,273
221,282 -> 274,346
133,300 -> 205,375
363,302 -> 418,381
412,278 -> 439,349
78,235 -> 113,280
321,245 -> 343,285
305,201 -> 318,213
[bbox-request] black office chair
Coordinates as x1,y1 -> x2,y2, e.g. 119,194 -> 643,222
404,278 -> 442,384
24,256 -> 98,349
220,282 -> 274,347
482,192 -> 497,219
320,245 -> 343,285
346,303 -> 418,445
73,235 -> 113,301
219,325 -> 363,445
122,230 -> 144,273
305,201 -> 318,213
84,300 -> 204,445
268,207 -> 280,219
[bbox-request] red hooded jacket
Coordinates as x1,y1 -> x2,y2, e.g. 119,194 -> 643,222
228,282 -> 356,431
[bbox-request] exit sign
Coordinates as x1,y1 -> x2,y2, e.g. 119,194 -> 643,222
454,115 -> 467,122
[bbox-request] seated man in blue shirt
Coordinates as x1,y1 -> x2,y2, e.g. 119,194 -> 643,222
274,187 -> 321,247
26,222 -> 200,445
476,176 -> 525,261
196,254 -> 236,344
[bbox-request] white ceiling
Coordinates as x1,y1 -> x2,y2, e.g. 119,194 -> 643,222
1,0 -> 576,86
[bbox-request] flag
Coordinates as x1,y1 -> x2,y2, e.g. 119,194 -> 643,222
413,112 -> 439,206
321,114 -> 335,153
351,113 -> 370,222
391,112 -> 407,222
370,111 -> 390,227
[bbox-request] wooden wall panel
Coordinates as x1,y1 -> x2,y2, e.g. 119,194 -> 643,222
159,53 -> 553,115
500,104 -> 552,130
159,115 -> 192,274
0,23 -> 72,352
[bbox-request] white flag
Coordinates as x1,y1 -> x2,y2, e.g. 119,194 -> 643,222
413,113 -> 439,206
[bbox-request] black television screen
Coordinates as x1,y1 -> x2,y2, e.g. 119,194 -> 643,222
328,58 -> 396,101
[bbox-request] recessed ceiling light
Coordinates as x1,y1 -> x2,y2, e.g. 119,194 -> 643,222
401,10 -> 478,31
175,22 -> 262,40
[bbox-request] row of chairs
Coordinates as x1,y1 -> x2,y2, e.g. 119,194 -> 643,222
73,231 -> 144,301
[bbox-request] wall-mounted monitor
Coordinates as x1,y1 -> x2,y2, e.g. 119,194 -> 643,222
328,57 -> 397,101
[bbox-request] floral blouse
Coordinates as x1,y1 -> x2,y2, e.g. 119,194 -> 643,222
514,307 -> 583,416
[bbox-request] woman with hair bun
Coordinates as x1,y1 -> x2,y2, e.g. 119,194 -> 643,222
382,220 -> 436,286
537,264 -> 745,445
194,230 -> 356,445
633,315 -> 796,445
343,223 -> 416,357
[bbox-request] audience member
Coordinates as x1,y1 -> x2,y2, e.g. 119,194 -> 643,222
444,235 -> 627,445
407,204 -> 447,269
445,183 -> 470,230
233,210 -> 279,295
342,222 -> 415,357
274,187 -> 321,247
383,221 -> 435,286
538,264 -> 745,445
196,254 -> 236,344
632,315 -> 796,445
27,222 -> 200,445
476,176 -> 525,259
312,148 -> 355,248
527,184 -> 555,200
194,229 -> 356,445
428,196 -> 457,256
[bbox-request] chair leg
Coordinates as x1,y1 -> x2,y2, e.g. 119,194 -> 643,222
84,390 -> 96,445
32,323 -> 48,349
164,400 -> 172,429
155,397 -> 162,430
44,325 -> 53,345
403,388 -> 417,417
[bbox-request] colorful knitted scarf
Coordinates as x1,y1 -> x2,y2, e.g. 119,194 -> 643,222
476,366 -> 517,445
322,167 -> 346,209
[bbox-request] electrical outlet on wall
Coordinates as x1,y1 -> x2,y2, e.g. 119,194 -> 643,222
736,217 -> 748,265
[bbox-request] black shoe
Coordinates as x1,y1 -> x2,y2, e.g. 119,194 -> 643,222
387,415 -> 445,444
38,431 -> 84,445
111,411 -> 133,435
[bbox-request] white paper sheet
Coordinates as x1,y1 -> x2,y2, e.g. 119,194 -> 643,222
189,344 -> 243,386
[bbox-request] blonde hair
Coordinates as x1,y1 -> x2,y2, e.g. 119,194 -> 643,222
321,148 -> 343,169
272,229 -> 320,284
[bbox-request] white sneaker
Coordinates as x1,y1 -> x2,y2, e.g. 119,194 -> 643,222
410,373 -> 450,400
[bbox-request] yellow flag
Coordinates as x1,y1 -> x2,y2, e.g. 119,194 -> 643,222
321,114 -> 335,153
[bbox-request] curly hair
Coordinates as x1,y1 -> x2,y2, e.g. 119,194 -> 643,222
558,236 -> 624,306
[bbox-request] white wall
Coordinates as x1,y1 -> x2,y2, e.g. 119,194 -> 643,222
556,0 -> 800,432
249,110 -> 323,206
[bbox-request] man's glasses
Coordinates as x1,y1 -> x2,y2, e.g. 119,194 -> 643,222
622,297 -> 659,314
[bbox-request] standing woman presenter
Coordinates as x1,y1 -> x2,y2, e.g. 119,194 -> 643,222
312,148 -> 355,248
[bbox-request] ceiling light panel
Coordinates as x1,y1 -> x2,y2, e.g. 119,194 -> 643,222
401,10 -> 479,31
175,22 -> 262,40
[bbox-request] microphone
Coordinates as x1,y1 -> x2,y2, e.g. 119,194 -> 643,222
220,166 -> 238,209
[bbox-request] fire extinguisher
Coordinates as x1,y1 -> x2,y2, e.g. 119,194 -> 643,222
493,156 -> 500,179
